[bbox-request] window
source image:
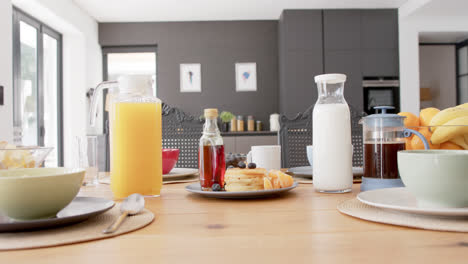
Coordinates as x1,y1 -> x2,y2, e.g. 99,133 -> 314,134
457,41 -> 468,104
13,8 -> 63,166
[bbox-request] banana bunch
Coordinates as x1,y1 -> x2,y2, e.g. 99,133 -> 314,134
429,103 -> 468,147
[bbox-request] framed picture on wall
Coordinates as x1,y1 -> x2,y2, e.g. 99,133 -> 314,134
235,62 -> 257,92
180,63 -> 201,92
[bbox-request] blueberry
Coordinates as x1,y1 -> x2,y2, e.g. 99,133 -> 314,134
227,165 -> 234,169
247,163 -> 256,169
212,183 -> 221,191
238,161 -> 246,169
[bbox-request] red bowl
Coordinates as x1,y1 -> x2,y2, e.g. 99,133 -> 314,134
162,149 -> 180,174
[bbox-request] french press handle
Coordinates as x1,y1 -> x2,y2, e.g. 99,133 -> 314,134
403,129 -> 430,150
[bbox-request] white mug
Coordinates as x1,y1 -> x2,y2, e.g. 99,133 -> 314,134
247,145 -> 281,170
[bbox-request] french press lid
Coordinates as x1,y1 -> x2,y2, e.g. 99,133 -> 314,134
360,106 -> 405,127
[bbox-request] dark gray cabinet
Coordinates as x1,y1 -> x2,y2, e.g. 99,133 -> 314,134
324,51 -> 363,111
323,10 -> 361,51
361,9 -> 399,76
361,49 -> 399,77
279,9 -> 399,116
323,10 -> 363,111
361,10 -> 398,50
278,10 -> 323,118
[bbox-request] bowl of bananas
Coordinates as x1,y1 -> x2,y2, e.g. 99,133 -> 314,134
398,103 -> 468,150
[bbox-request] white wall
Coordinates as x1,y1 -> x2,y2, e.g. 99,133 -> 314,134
12,0 -> 102,166
419,45 -> 457,109
399,0 -> 468,114
0,2 -> 13,142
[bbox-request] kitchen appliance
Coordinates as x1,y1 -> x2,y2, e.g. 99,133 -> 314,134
363,77 -> 399,115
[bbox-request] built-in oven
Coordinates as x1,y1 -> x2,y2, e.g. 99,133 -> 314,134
363,77 -> 400,115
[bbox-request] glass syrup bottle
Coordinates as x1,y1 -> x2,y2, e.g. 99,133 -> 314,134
198,108 -> 226,191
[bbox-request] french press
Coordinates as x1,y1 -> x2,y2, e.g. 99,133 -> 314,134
360,106 -> 429,191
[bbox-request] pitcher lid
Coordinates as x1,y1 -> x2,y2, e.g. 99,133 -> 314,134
360,106 -> 404,127
118,75 -> 152,93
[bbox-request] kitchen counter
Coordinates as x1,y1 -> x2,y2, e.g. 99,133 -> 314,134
221,131 -> 278,137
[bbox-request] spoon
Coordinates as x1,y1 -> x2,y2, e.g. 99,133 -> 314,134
103,193 -> 145,234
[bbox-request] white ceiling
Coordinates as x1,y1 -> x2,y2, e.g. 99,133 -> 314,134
411,0 -> 468,17
73,0 -> 409,22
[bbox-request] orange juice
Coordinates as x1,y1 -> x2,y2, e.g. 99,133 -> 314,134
110,102 -> 162,199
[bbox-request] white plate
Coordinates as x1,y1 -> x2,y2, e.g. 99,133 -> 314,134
0,197 -> 115,232
357,187 -> 468,217
288,166 -> 364,178
185,182 -> 298,199
163,168 -> 198,179
99,168 -> 199,184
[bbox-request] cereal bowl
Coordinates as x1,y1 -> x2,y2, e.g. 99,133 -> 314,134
398,150 -> 468,208
0,168 -> 85,220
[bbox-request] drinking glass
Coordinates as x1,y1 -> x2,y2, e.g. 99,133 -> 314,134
77,135 -> 99,186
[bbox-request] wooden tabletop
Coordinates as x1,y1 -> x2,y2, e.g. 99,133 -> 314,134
1,183 -> 467,263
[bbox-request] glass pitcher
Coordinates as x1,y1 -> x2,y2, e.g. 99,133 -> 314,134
312,73 -> 353,193
89,75 -> 162,199
360,106 -> 429,191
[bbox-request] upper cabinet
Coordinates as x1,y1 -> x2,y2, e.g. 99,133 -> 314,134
361,10 -> 398,50
360,9 -> 399,76
323,10 -> 363,111
323,10 -> 361,51
279,9 -> 399,116
278,10 -> 324,117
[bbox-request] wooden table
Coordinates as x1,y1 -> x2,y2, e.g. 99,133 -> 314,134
1,183 -> 467,263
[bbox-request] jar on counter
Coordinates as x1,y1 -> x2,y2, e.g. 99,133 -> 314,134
247,116 -> 255,132
270,113 -> 280,131
237,115 -> 245,132
230,116 -> 237,132
256,121 -> 263,131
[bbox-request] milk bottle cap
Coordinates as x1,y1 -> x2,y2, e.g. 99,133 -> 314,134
314,73 -> 346,84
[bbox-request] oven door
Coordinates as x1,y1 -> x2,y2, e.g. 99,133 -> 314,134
363,79 -> 400,114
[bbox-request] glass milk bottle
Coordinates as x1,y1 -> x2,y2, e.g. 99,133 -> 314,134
90,75 -> 162,199
312,74 -> 353,193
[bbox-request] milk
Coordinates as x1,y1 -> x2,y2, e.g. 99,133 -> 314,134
312,103 -> 353,192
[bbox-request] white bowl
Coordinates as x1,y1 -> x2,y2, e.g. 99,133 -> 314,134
0,168 -> 85,220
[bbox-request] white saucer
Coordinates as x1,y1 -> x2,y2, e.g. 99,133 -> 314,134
163,168 -> 198,179
99,168 -> 199,184
288,166 -> 363,178
357,187 -> 468,217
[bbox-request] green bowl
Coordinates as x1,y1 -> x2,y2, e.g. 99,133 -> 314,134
0,168 -> 85,220
398,150 -> 468,208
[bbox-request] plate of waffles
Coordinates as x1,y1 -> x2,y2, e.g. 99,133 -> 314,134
185,168 -> 298,199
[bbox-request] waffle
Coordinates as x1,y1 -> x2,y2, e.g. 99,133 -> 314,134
224,168 -> 267,192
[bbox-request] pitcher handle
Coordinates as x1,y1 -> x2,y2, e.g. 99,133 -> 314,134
404,128 -> 430,150
89,81 -> 118,128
